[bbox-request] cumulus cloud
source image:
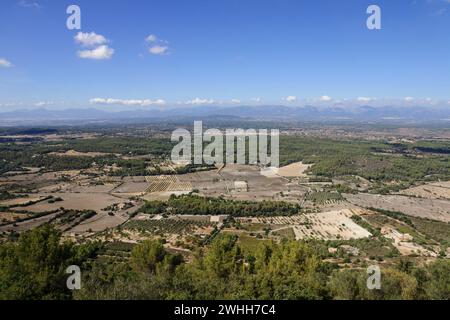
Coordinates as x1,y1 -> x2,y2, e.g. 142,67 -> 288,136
231,99 -> 241,104
251,97 -> 261,103
357,97 -> 372,102
319,95 -> 332,102
78,45 -> 115,60
0,58 -> 13,68
145,34 -> 170,55
90,98 -> 166,107
149,45 -> 169,55
75,32 -> 108,47
404,96 -> 414,102
285,96 -> 297,102
74,32 -> 114,60
186,98 -> 215,105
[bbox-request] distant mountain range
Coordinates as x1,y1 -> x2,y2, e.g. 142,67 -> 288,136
0,105 -> 449,125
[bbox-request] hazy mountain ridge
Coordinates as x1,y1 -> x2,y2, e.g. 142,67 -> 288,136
0,105 -> 449,125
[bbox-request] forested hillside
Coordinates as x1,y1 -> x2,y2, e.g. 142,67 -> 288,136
1,226 -> 448,300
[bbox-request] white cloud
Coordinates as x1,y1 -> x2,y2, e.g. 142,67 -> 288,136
145,34 -> 170,55
319,95 -> 332,102
186,98 -> 215,105
0,101 -> 63,108
357,97 -> 372,102
285,96 -> 297,102
149,45 -> 168,55
251,97 -> 261,103
0,102 -> 23,108
0,58 -> 13,68
34,101 -> 54,107
75,32 -> 108,47
145,34 -> 158,43
90,98 -> 166,107
231,99 -> 241,104
78,45 -> 114,60
404,96 -> 414,102
74,32 -> 114,60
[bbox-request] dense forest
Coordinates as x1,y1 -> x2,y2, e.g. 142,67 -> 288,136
0,225 -> 448,300
279,137 -> 450,184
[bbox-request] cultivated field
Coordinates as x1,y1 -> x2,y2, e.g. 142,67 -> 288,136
345,193 -> 450,222
238,209 -> 372,241
49,150 -> 114,158
145,175 -> 193,193
0,196 -> 45,206
0,211 -> 61,233
14,192 -> 121,213
0,212 -> 32,223
400,181 -> 450,200
112,182 -> 149,194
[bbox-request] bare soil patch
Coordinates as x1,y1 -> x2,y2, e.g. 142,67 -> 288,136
400,181 -> 450,200
277,162 -> 311,177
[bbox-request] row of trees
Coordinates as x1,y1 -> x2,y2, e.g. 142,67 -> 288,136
139,195 -> 301,217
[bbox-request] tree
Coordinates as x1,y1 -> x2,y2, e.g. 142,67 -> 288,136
0,225 -> 76,300
130,240 -> 167,273
423,259 -> 450,300
328,269 -> 362,300
328,267 -> 418,300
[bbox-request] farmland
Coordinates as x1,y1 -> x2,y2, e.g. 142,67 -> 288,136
0,123 -> 449,300
145,175 -> 193,193
345,193 -> 450,222
125,218 -> 214,237
237,209 -> 372,241
400,181 -> 450,200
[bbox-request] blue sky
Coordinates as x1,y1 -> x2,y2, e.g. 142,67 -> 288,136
0,0 -> 450,110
